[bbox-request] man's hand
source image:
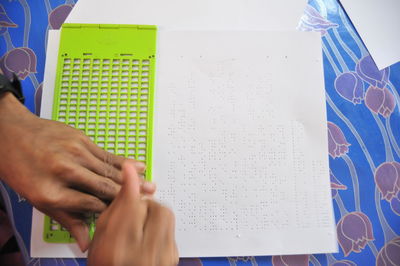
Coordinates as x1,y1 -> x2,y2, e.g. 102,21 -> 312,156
0,93 -> 156,251
88,162 -> 178,266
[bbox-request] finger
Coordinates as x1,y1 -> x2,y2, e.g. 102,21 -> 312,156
79,148 -> 147,188
121,161 -> 141,199
65,145 -> 124,184
70,220 -> 91,253
67,166 -> 119,201
102,151 -> 126,170
167,211 -> 179,266
131,158 -> 147,174
173,242 -> 179,266
143,202 -> 173,257
160,206 -> 178,266
94,145 -> 125,169
105,162 -> 148,241
51,211 -> 91,252
88,155 -> 123,184
86,142 -> 146,173
172,223 -> 179,265
141,179 -> 156,195
58,189 -> 107,213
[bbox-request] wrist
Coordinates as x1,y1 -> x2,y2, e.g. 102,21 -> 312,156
0,93 -> 34,184
0,91 -> 20,110
0,92 -> 32,125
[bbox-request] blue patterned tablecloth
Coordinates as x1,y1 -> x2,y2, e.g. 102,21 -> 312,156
0,0 -> 399,265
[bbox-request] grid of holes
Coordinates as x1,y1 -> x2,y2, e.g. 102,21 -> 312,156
49,57 -> 151,234
57,57 -> 151,160
50,219 -> 67,231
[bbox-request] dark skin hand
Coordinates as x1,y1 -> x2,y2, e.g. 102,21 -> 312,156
88,162 -> 179,266
0,90 -> 156,252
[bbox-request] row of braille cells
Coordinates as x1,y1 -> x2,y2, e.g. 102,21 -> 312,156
63,58 -> 150,70
61,74 -> 150,87
61,58 -> 150,88
58,87 -> 149,110
62,58 -> 150,70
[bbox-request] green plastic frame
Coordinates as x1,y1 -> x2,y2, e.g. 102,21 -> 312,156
43,23 -> 157,243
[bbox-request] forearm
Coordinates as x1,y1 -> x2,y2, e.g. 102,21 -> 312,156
0,93 -> 33,184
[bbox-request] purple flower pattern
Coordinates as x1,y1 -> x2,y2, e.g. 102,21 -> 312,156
356,55 -> 390,89
375,162 -> 400,201
49,4 -> 74,30
390,193 -> 400,216
0,4 -> 17,35
298,5 -> 338,35
356,55 -> 396,117
337,212 -> 374,256
375,162 -> 400,216
331,260 -> 357,266
272,255 -> 309,266
334,72 -> 364,104
0,5 -> 16,27
327,122 -> 350,158
376,237 -> 400,266
365,86 -> 395,118
330,171 -> 347,198
0,47 -> 37,80
1,1 -> 399,265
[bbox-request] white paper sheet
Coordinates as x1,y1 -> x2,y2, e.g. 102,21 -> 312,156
152,30 -> 337,257
340,0 -> 400,69
66,0 -> 307,31
39,30 -> 59,120
33,29 -> 337,258
31,30 -> 87,258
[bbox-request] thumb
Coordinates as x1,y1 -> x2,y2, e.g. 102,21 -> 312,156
121,161 -> 141,200
53,212 -> 90,252
70,220 -> 90,252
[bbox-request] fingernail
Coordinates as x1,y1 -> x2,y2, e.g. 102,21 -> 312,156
141,181 -> 156,192
135,161 -> 146,170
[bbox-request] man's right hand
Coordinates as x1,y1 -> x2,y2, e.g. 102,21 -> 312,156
88,162 -> 179,266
